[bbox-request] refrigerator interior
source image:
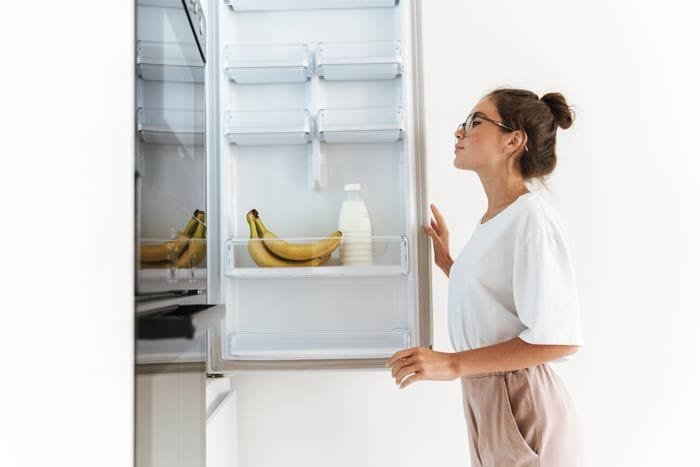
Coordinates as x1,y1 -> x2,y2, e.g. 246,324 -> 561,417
214,0 -> 424,362
136,0 -> 208,295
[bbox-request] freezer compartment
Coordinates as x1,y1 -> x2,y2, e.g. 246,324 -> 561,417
224,0 -> 398,11
228,330 -> 409,359
224,235 -> 408,277
223,109 -> 312,145
224,44 -> 311,83
138,237 -> 207,293
137,107 -> 205,146
317,106 -> 404,143
137,40 -> 204,83
316,40 -> 402,80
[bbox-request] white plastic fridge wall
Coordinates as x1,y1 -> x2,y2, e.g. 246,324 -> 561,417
217,2 -> 419,360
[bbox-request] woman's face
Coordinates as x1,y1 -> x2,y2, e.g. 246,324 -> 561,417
453,97 -> 509,172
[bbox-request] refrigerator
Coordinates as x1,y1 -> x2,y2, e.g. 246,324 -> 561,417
135,0 -> 430,465
207,0 -> 432,374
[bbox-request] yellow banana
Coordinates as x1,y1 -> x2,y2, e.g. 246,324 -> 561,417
246,210 -> 331,267
140,210 -> 203,263
175,212 -> 207,268
254,214 -> 341,261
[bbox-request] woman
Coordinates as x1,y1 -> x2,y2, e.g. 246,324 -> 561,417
385,88 -> 585,466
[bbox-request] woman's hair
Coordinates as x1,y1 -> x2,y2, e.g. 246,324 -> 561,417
486,88 -> 575,189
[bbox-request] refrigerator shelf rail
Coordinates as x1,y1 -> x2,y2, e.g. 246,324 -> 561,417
223,109 -> 312,145
317,106 -> 404,143
223,44 -> 312,83
136,40 -> 205,83
224,235 -> 409,278
227,330 -> 410,360
315,40 -> 403,81
137,107 -> 205,146
223,0 -> 399,12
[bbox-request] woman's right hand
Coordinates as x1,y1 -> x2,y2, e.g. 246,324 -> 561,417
423,204 -> 453,277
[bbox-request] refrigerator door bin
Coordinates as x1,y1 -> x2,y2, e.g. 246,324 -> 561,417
137,107 -> 205,146
137,304 -> 226,340
224,0 -> 398,11
315,40 -> 402,80
136,40 -> 204,83
224,235 -> 408,278
224,44 -> 312,83
227,330 -> 410,360
223,109 -> 312,145
317,106 -> 404,143
138,237 -> 207,294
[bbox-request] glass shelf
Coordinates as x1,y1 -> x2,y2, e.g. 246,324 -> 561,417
315,40 -> 402,80
137,107 -> 205,146
223,0 -> 398,11
224,235 -> 408,278
316,106 -> 404,143
227,330 -> 410,360
223,109 -> 312,145
224,44 -> 311,83
136,40 -> 204,83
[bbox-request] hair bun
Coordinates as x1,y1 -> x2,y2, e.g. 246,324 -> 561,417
541,92 -> 574,130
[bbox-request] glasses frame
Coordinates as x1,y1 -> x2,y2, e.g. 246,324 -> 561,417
457,112 -> 529,152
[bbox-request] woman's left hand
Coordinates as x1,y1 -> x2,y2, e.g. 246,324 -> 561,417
385,346 -> 459,389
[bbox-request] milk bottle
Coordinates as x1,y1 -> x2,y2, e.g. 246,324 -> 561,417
338,183 -> 373,265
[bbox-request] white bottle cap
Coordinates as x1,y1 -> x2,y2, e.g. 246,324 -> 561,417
344,183 -> 362,191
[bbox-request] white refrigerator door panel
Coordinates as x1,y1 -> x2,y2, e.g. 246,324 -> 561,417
207,0 -> 431,372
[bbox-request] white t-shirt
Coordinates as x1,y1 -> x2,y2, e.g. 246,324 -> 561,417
447,191 -> 584,362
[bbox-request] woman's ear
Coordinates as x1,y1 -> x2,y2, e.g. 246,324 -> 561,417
506,130 -> 528,156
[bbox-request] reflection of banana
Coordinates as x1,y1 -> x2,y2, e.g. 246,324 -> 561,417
255,215 -> 341,261
246,210 -> 330,267
140,210 -> 203,263
175,213 -> 206,268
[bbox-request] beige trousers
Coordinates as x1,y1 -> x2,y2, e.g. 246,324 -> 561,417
460,363 -> 585,467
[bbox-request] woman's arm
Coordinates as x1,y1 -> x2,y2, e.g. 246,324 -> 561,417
451,337 -> 579,378
386,339 -> 579,388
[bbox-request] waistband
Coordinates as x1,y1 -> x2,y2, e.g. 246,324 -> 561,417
461,363 -> 550,379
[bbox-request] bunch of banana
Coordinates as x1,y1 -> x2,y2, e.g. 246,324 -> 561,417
246,209 -> 341,267
176,212 -> 206,268
140,210 -> 206,268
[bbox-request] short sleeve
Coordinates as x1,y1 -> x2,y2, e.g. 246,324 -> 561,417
513,231 -> 584,347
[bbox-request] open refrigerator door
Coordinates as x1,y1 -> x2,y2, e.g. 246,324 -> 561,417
207,0 -> 431,372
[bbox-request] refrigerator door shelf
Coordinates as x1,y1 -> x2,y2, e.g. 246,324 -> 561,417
224,44 -> 311,83
224,0 -> 398,11
316,40 -> 402,81
138,304 -> 226,340
138,237 -> 207,293
317,106 -> 404,143
137,107 -> 205,146
137,40 -> 204,83
227,330 -> 410,360
224,235 -> 408,278
138,268 -> 207,293
223,109 -> 312,145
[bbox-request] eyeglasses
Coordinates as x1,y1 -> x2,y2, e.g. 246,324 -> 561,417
457,112 -> 529,152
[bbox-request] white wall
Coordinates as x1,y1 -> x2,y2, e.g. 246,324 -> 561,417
232,1 -> 699,466
1,2 -> 134,467
2,1 -> 697,467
